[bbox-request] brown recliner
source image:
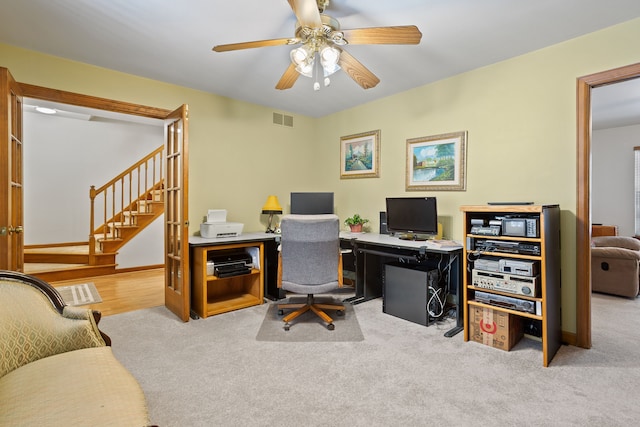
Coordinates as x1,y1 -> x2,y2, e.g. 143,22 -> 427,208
591,236 -> 640,298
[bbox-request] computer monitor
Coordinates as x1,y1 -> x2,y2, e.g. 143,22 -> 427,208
385,197 -> 438,240
290,192 -> 334,215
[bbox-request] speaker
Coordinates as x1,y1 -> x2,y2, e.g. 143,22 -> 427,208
380,211 -> 388,234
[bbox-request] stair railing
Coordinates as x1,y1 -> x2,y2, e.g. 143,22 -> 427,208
89,145 -> 164,260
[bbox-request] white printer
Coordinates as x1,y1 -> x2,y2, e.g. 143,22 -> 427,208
199,209 -> 244,238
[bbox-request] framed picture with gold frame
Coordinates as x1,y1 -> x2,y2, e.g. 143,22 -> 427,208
406,131 -> 467,191
340,129 -> 380,179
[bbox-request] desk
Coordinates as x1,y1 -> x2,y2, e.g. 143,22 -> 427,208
340,232 -> 463,337
189,233 -> 280,319
189,232 -> 463,337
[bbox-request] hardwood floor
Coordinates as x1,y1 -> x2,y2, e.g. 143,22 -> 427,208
50,268 -> 165,316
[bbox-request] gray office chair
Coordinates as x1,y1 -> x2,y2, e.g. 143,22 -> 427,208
277,214 -> 345,331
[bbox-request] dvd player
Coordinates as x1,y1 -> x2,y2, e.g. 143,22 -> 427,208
475,290 -> 539,315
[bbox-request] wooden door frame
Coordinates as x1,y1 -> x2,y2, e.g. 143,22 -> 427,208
576,62 -> 640,349
19,83 -> 191,319
0,68 -> 24,271
19,84 -> 170,119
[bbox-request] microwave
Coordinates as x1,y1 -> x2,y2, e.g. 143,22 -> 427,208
502,218 -> 539,238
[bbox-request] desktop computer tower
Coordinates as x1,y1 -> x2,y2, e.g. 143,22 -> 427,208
383,262 -> 441,326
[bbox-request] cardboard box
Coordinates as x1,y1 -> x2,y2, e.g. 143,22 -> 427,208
469,306 -> 523,351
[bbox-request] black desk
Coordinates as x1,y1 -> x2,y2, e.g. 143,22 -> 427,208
340,232 -> 463,337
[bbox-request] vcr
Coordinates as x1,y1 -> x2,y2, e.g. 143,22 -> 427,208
475,290 -> 540,315
470,238 -> 541,256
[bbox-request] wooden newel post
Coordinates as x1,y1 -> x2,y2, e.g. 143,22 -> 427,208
89,185 -> 96,260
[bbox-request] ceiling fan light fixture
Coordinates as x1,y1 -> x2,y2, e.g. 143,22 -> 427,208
215,1 -> 422,92
291,43 -> 317,77
295,60 -> 315,78
290,44 -> 313,65
320,45 -> 340,76
329,32 -> 347,45
322,63 -> 340,77
320,45 -> 339,64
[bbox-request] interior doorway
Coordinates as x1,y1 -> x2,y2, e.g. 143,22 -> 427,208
15,85 -> 172,303
18,84 -> 190,322
576,62 -> 640,349
23,97 -> 165,273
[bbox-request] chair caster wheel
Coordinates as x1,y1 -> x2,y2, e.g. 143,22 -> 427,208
327,323 -> 335,331
284,323 -> 290,331
278,309 -> 284,315
336,310 -> 345,316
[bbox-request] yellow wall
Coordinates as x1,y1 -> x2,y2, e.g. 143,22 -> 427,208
318,18 -> 640,333
2,16 -> 640,334
0,44 -> 320,230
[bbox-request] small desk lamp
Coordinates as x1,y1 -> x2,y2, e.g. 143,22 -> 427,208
261,195 -> 283,233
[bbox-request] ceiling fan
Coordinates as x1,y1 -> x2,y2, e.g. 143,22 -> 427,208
212,0 -> 422,91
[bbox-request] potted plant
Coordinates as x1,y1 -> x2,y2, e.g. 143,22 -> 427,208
345,214 -> 369,233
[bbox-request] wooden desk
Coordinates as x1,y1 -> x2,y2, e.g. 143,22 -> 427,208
189,233 -> 280,319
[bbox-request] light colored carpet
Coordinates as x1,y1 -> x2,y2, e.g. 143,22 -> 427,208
55,282 -> 101,306
256,297 -> 364,342
100,293 -> 640,427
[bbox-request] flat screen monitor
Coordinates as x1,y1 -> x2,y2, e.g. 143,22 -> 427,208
385,197 -> 438,240
290,192 -> 334,215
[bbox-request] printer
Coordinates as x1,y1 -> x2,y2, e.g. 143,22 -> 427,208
199,209 -> 244,238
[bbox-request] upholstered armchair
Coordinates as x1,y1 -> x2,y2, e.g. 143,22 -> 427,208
0,271 -> 108,379
591,236 -> 640,298
0,270 -> 150,426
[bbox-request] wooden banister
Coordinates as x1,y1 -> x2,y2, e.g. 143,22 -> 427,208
89,145 -> 164,259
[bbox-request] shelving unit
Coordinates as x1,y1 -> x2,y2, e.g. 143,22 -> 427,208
460,205 -> 561,366
192,241 -> 264,318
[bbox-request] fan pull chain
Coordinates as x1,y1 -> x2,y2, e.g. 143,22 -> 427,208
314,52 -> 321,91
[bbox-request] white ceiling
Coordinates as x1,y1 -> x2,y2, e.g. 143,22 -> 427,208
592,78 -> 640,130
1,0 -> 640,127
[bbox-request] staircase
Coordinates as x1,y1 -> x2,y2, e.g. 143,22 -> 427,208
24,146 -> 165,282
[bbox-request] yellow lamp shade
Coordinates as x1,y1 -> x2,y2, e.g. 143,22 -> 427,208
262,195 -> 283,213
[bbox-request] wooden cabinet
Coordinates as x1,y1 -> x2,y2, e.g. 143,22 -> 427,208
192,242 -> 264,318
460,205 -> 561,366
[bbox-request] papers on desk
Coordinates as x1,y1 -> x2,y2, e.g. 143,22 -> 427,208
424,239 -> 462,249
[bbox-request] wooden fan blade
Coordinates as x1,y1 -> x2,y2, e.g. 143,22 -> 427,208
276,63 -> 300,90
288,0 -> 322,28
338,50 -> 380,90
341,25 -> 422,45
213,37 -> 297,52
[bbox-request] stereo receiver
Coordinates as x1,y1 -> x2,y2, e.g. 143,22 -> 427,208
472,269 -> 540,297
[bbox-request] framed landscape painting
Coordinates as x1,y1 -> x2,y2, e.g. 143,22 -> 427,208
406,131 -> 467,191
340,129 -> 380,179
